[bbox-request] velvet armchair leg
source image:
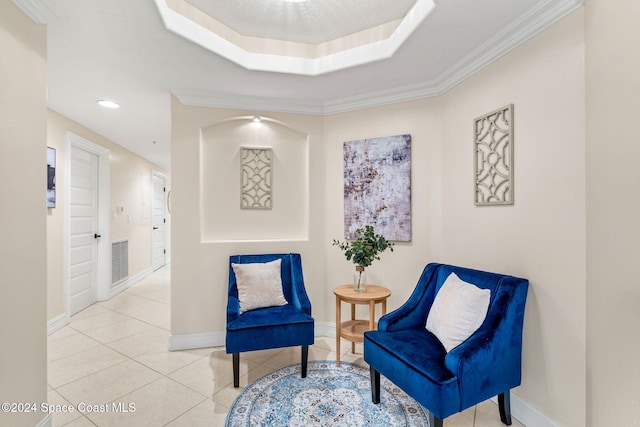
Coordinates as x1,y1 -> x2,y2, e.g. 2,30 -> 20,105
301,345 -> 309,378
370,366 -> 381,404
498,391 -> 512,425
232,353 -> 240,388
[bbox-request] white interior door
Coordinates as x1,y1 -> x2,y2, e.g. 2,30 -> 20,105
69,145 -> 99,315
151,172 -> 166,271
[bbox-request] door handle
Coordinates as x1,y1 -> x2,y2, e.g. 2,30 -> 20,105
153,227 -> 159,230
94,233 -> 101,239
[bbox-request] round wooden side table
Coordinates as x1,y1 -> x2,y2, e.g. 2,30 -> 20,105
334,284 -> 391,366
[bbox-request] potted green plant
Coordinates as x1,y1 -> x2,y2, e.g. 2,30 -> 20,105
333,225 -> 394,292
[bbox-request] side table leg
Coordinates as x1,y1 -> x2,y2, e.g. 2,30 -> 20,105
335,295 -> 341,366
369,300 -> 375,331
350,303 -> 356,354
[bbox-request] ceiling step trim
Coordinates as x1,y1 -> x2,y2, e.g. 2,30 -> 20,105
11,0 -> 60,24
156,0 -> 435,76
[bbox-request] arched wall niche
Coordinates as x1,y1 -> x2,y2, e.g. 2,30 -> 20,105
199,115 -> 310,242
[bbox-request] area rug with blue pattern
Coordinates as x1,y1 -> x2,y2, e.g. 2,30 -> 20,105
225,360 -> 430,426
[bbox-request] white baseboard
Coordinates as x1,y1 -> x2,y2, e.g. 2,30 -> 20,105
47,312 -> 69,336
169,331 -> 225,351
315,321 -> 335,339
48,267 -> 153,336
491,393 -> 558,427
107,267 -> 153,299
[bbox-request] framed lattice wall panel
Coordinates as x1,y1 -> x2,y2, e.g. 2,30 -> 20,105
474,104 -> 514,206
241,146 -> 272,209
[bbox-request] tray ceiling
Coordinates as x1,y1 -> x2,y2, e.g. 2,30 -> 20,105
12,0 -> 583,170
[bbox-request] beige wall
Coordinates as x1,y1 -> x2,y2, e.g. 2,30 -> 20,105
440,10 -> 586,426
585,0 -> 640,425
171,11 -> 587,425
0,1 -> 48,425
46,110 -> 170,322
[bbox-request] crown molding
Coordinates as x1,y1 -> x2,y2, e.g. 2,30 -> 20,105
11,0 -> 60,24
435,0 -> 584,95
174,92 -> 326,115
174,0 -> 583,115
325,0 -> 583,114
323,80 -> 442,115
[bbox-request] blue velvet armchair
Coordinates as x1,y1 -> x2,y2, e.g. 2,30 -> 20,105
364,263 -> 528,427
225,253 -> 314,388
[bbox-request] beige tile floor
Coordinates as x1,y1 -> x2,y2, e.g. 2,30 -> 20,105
47,266 -> 525,427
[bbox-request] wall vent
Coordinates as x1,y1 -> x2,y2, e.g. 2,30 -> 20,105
111,240 -> 129,286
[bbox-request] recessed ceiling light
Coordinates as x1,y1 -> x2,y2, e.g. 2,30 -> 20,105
252,116 -> 262,122
97,99 -> 120,109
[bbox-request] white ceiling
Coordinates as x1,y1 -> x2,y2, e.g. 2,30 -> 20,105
14,0 -> 582,171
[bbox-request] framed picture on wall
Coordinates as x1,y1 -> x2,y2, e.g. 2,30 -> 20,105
343,134 -> 412,241
47,146 -> 56,208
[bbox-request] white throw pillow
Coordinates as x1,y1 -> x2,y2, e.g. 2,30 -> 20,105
232,259 -> 288,314
426,272 -> 491,352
